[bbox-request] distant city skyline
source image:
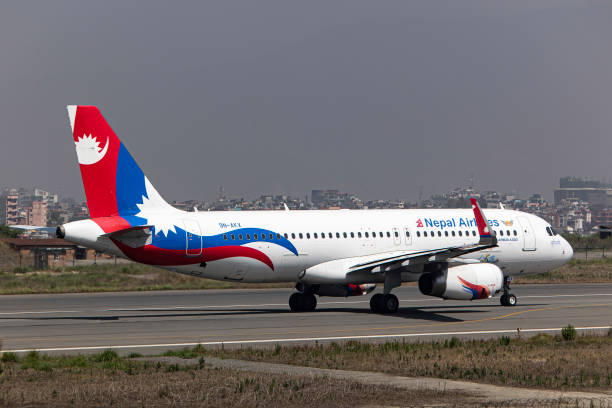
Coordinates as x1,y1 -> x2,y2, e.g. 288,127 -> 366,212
1,2 -> 611,203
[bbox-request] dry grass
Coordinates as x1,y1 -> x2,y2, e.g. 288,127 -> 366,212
0,350 -> 470,407
197,332 -> 612,392
0,253 -> 610,295
0,263 -> 291,294
514,258 -> 612,284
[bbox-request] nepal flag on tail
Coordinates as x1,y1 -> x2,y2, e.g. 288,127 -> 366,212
67,105 -> 173,222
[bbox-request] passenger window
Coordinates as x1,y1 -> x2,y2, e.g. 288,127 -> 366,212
306,233 -> 310,239
424,231 -> 428,237
313,233 -> 318,239
358,232 -> 362,238
338,232 -> 341,238
223,234 -> 228,240
438,231 -> 442,237
350,232 -> 355,238
284,233 -> 288,239
499,230 -> 504,236
320,233 -> 324,239
387,231 -> 391,238
254,233 -> 258,240
276,233 -> 281,239
417,231 -> 421,237
430,231 -> 434,237
231,234 -> 235,240
365,232 -> 369,238
458,231 -> 462,236
394,231 -> 399,237
451,231 -> 456,237
344,232 -> 348,238
239,234 -> 243,240
472,231 -> 476,236
270,233 -> 274,239
291,233 -> 296,239
506,230 -> 510,236
246,234 -> 251,240
379,231 -> 383,237
299,233 -> 303,239
513,230 -> 517,236
444,231 -> 448,237
405,231 -> 410,237
329,233 -> 333,238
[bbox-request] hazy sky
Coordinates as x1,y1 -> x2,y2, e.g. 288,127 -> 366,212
1,1 -> 611,203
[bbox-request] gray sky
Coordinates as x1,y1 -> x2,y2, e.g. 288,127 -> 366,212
1,1 -> 611,203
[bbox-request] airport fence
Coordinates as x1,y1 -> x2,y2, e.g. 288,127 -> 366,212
573,247 -> 608,260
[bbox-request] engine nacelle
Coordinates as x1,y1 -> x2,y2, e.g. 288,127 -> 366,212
418,263 -> 503,300
314,283 -> 376,297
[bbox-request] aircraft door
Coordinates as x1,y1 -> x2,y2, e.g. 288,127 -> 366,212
183,219 -> 202,257
517,216 -> 536,251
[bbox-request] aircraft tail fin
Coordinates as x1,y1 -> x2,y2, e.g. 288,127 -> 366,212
67,105 -> 173,219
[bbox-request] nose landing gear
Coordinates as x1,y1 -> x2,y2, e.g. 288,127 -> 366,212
500,276 -> 517,306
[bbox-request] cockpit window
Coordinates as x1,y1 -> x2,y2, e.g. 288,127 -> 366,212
550,227 -> 558,236
546,227 -> 553,236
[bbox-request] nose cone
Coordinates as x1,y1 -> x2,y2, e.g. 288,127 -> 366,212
561,237 -> 573,263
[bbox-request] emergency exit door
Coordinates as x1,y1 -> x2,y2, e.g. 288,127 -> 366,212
183,219 -> 202,256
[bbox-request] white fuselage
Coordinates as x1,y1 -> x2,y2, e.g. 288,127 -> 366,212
66,207 -> 573,283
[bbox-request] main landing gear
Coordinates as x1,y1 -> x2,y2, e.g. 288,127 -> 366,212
289,284 -> 317,312
500,276 -> 517,307
370,293 -> 399,314
370,270 -> 402,314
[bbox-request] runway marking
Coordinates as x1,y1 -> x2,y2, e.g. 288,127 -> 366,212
0,310 -> 80,315
4,325 -> 611,354
3,293 -> 611,315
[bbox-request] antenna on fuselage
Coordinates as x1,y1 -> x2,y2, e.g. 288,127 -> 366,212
283,203 -> 290,211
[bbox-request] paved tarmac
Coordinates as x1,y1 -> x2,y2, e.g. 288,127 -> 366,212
1,284 -> 611,355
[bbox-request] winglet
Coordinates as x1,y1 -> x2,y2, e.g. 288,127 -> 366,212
470,198 -> 497,246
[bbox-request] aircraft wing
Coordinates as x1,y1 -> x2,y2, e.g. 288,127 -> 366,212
348,198 -> 497,274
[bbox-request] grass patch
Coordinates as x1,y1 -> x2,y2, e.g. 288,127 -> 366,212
0,351 -> 463,407
192,331 -> 612,391
514,257 -> 612,284
0,263 -> 291,294
0,254 -> 610,295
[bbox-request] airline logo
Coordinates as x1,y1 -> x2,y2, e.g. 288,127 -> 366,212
416,217 -> 507,229
458,276 -> 491,299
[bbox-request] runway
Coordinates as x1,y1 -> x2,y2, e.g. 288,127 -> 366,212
1,284 -> 611,355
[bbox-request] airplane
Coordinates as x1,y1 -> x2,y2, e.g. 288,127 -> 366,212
57,105 -> 574,314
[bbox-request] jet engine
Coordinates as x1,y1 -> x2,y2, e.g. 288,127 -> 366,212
418,263 -> 503,300
313,283 -> 376,297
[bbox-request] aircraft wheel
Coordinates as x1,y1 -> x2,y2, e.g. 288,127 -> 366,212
506,294 -> 517,306
370,293 -> 384,313
383,294 -> 399,314
289,292 -> 303,312
303,293 -> 317,311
